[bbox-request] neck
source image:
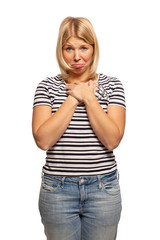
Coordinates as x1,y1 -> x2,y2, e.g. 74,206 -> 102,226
66,72 -> 98,84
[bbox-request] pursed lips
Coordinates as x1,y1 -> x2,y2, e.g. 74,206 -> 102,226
71,64 -> 84,68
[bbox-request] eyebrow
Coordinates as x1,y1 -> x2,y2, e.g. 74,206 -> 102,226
64,42 -> 89,46
64,43 -> 72,46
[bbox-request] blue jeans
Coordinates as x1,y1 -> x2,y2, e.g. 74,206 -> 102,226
39,171 -> 122,240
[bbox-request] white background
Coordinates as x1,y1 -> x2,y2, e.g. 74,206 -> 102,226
0,0 -> 160,239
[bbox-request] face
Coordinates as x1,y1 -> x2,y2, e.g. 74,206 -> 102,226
62,37 -> 94,77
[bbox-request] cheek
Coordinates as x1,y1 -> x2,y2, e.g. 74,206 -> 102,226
63,52 -> 72,63
83,49 -> 93,63
84,53 -> 93,63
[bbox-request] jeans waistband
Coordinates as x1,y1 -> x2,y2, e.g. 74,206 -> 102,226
43,170 -> 118,185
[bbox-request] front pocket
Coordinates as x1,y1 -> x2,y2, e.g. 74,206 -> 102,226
41,177 -> 60,192
102,178 -> 120,195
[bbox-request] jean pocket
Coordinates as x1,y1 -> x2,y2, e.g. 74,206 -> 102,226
101,176 -> 120,196
41,176 -> 61,192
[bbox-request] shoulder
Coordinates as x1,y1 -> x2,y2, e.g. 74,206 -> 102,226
96,74 -> 126,108
33,75 -> 65,107
37,75 -> 65,89
98,74 -> 124,90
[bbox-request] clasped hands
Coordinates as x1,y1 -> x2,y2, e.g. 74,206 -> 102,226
66,80 -> 98,105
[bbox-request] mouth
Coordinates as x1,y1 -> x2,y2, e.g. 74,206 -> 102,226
71,64 -> 84,69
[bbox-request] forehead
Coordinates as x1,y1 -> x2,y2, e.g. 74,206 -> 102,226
64,37 -> 88,46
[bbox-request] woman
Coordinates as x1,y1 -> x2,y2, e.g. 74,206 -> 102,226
32,16 -> 126,240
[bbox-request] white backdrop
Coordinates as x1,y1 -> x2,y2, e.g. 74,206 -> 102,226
0,0 -> 160,239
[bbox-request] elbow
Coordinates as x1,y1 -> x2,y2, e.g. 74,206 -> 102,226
33,133 -> 50,151
106,130 -> 124,150
105,137 -> 122,151
107,141 -> 119,151
37,142 -> 49,151
34,138 -> 50,151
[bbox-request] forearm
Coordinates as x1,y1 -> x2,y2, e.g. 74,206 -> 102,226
65,81 -> 125,150
34,96 -> 78,150
84,95 -> 121,150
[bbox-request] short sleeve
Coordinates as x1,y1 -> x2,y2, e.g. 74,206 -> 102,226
108,78 -> 126,108
33,80 -> 52,107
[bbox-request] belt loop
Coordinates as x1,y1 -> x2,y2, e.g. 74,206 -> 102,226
79,177 -> 81,187
61,177 -> 65,188
117,170 -> 120,180
98,176 -> 102,190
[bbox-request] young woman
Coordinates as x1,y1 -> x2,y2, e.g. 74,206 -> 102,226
32,16 -> 126,240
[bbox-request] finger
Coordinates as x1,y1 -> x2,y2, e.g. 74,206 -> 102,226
66,89 -> 71,95
91,80 -> 97,85
88,80 -> 94,86
94,80 -> 98,87
88,80 -> 98,92
65,84 -> 72,90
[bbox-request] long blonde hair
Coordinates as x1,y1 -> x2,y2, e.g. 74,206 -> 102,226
56,17 -> 99,81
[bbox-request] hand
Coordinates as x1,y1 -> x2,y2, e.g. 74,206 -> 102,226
88,80 -> 98,91
66,80 -> 98,103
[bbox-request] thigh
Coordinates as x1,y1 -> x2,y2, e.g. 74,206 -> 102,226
39,176 -> 81,240
82,172 -> 122,240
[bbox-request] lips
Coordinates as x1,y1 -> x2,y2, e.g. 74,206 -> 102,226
72,64 -> 84,69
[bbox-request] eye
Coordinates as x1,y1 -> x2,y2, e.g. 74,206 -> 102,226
81,46 -> 87,50
66,47 -> 73,52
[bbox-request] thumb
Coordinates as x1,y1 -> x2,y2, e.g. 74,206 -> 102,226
88,80 -> 94,87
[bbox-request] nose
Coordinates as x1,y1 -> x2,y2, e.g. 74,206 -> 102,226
74,50 -> 81,61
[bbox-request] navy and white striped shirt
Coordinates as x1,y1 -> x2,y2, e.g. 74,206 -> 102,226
33,74 -> 126,176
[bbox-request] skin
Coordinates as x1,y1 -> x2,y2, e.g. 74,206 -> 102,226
62,37 -> 94,83
32,37 -> 126,151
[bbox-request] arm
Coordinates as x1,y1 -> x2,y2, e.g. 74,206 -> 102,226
66,81 -> 126,150
32,96 -> 78,150
84,95 -> 126,150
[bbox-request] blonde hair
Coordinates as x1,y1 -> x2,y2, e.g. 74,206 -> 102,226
56,17 -> 99,81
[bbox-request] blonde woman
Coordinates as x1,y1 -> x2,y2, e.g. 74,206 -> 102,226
32,16 -> 126,240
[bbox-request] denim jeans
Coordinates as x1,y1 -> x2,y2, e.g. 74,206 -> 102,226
39,171 -> 122,240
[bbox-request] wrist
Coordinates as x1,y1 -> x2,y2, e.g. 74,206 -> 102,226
83,92 -> 96,106
67,95 -> 79,107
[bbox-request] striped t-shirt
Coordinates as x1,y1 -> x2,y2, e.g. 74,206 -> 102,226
33,74 -> 126,176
